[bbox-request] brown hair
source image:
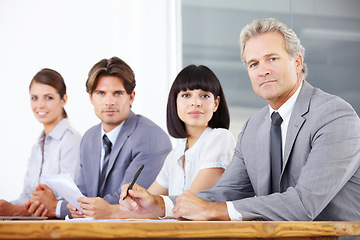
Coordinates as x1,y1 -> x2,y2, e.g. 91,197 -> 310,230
86,56 -> 136,94
29,68 -> 68,118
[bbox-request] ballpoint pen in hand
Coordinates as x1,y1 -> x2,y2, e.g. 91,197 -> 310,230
122,164 -> 144,200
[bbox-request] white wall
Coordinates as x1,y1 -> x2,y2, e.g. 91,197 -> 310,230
0,0 -> 182,201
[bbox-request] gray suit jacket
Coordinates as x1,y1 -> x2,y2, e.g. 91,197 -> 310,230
60,111 -> 172,218
178,81 -> 360,222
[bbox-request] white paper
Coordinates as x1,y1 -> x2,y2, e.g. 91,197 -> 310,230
41,174 -> 83,210
65,216 -> 179,221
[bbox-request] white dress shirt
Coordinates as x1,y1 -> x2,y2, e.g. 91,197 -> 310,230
227,81 -> 303,221
100,123 -> 123,171
156,127 -> 236,196
10,119 -> 81,209
159,127 -> 236,218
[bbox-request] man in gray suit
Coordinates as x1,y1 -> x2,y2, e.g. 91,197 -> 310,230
119,18 -> 360,225
27,57 -> 172,219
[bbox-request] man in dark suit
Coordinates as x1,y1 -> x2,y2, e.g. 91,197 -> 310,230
27,57 -> 172,219
119,18 -> 360,228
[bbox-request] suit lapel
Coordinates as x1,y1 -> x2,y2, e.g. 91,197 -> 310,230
283,81 -> 312,169
100,111 -> 137,191
257,110 -> 272,195
88,124 -> 102,197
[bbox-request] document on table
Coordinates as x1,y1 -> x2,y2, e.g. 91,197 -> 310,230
41,174 -> 83,210
65,216 -> 180,221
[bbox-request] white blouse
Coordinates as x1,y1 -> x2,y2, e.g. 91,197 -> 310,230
156,127 -> 236,196
11,118 -> 82,205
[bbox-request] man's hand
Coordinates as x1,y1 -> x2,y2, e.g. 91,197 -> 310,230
77,196 -> 120,219
25,183 -> 57,218
0,200 -> 30,216
67,203 -> 84,218
172,190 -> 230,221
119,183 -> 165,217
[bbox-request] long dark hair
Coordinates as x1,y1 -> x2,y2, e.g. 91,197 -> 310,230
167,65 -> 230,138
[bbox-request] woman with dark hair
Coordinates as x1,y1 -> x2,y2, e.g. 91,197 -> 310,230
147,64 -> 235,196
0,69 -> 82,217
63,65 -> 234,220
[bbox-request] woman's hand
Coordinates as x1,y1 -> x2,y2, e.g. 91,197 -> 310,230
119,183 -> 165,217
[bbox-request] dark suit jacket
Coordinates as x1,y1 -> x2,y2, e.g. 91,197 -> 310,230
60,111 -> 171,218
172,81 -> 360,223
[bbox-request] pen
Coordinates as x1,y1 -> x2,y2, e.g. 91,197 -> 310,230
123,164 -> 144,200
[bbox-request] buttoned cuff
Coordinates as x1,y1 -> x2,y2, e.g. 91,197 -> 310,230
56,200 -> 62,218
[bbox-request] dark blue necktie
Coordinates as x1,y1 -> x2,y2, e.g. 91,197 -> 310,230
270,112 -> 283,193
98,134 -> 112,196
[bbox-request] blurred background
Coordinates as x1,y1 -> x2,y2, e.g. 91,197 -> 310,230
1,0 -> 359,201
182,0 -> 360,133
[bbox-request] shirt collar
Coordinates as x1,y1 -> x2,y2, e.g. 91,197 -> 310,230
174,127 -> 212,161
101,122 -> 124,146
269,81 -> 303,121
38,118 -> 70,142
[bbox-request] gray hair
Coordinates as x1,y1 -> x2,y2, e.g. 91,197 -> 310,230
239,18 -> 307,79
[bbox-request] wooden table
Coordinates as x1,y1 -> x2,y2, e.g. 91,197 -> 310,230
0,220 -> 359,239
